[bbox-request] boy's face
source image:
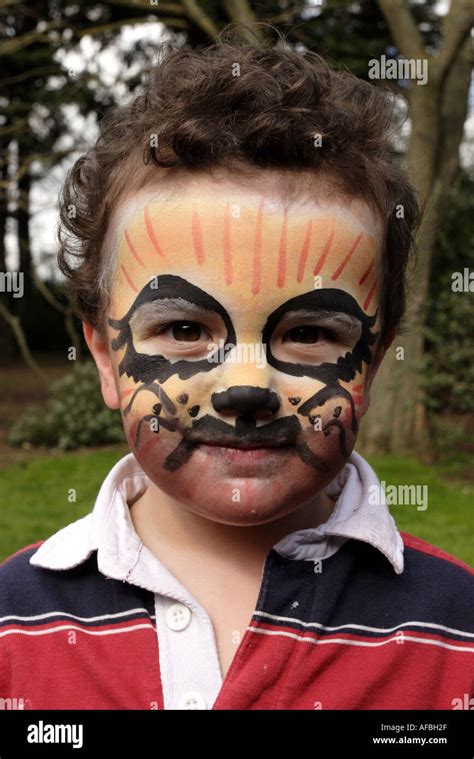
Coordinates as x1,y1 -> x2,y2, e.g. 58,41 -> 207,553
89,177 -> 384,525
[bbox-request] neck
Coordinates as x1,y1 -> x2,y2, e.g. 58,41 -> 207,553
129,482 -> 335,571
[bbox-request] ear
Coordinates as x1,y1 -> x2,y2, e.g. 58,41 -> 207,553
359,328 -> 396,417
83,322 -> 120,410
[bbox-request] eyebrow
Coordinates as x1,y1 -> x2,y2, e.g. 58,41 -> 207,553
129,298 -> 217,334
279,308 -> 362,336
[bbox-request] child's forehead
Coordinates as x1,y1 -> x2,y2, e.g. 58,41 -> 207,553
107,186 -> 382,318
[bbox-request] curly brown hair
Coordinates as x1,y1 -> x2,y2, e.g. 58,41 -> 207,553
58,28 -> 420,339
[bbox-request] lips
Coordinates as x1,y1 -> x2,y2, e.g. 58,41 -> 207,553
182,413 -> 302,450
195,437 -> 293,450
163,413 -> 303,471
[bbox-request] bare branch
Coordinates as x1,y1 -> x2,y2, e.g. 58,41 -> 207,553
32,268 -> 82,358
376,0 -> 426,60
180,0 -> 220,40
109,0 -> 184,12
76,16 -> 188,38
0,21 -> 63,56
0,301 -> 49,385
432,0 -> 474,85
223,0 -> 266,43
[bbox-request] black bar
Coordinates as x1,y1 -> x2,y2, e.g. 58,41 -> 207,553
0,710 -> 472,757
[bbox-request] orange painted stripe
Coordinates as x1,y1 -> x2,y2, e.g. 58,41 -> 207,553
192,208 -> 204,264
313,230 -> 335,276
125,230 -> 146,269
277,209 -> 288,288
120,264 -> 138,293
144,207 -> 166,260
331,233 -> 362,280
297,220 -> 313,283
359,258 -> 374,286
252,199 -> 264,295
363,281 -> 377,311
223,203 -> 232,285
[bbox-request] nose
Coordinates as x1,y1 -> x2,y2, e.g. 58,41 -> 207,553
211,386 -> 280,417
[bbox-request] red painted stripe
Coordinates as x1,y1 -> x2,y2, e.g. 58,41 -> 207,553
277,209 -> 288,288
120,264 -> 138,293
144,207 -> 166,260
252,199 -> 264,295
191,208 -> 204,264
313,230 -> 335,276
223,202 -> 232,285
363,281 -> 377,311
124,230 -> 146,269
297,220 -> 313,282
331,233 -> 362,280
359,258 -> 374,285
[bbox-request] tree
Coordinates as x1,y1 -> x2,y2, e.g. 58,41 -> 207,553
359,0 -> 473,453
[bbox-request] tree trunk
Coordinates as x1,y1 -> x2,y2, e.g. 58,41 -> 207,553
360,9 -> 473,454
16,145 -> 32,326
0,135 -> 16,361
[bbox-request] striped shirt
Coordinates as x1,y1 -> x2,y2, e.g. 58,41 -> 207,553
0,451 -> 472,710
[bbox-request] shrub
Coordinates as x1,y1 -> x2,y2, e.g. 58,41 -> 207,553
8,361 -> 125,450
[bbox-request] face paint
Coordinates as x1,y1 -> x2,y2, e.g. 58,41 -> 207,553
106,184 -> 381,524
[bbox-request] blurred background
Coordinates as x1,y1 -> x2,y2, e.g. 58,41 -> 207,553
0,0 -> 473,564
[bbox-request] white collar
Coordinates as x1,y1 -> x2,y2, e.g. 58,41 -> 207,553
29,451 -> 404,583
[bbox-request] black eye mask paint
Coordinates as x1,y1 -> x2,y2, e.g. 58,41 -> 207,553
108,274 -> 237,383
109,278 -> 377,386
261,288 -> 378,383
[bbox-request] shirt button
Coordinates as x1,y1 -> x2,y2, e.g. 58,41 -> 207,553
178,691 -> 207,710
165,603 -> 192,631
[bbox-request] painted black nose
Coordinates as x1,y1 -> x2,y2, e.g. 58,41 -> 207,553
211,386 -> 280,416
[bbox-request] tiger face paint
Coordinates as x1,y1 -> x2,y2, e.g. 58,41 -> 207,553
103,181 -> 382,525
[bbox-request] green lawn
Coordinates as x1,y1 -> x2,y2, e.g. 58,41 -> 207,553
0,446 -> 129,563
0,446 -> 472,567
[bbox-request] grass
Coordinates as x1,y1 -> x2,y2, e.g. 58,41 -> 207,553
0,446 -> 129,563
366,453 -> 473,566
0,445 -> 472,567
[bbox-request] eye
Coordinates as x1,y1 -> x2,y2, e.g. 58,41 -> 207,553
283,325 -> 335,344
160,321 -> 209,342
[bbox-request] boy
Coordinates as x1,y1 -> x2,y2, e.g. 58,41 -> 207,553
1,38 -> 473,711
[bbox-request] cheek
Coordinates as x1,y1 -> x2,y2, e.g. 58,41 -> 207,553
340,377 -> 367,423
119,371 -> 218,455
279,376 -> 362,462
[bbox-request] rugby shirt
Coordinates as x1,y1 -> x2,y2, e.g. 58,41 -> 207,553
0,451 -> 473,710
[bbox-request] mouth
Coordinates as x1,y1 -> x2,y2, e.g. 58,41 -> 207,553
163,413 -> 302,471
194,437 -> 294,451
194,432 -> 296,466
195,439 -> 294,463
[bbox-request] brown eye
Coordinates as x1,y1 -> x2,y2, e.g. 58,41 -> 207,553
285,326 -> 326,344
171,322 -> 203,341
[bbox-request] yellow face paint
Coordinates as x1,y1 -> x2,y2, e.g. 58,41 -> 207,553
106,186 -> 381,524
